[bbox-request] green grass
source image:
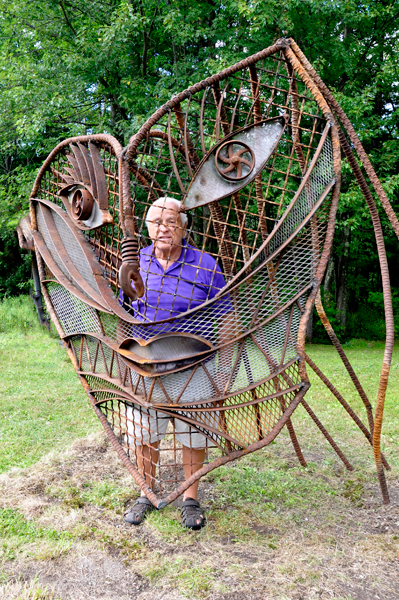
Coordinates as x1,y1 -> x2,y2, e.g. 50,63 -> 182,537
0,296 -> 43,335
0,508 -> 73,562
0,296 -> 100,473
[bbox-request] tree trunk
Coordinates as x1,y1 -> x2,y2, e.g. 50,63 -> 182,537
335,225 -> 350,330
324,255 -> 335,305
306,307 -> 313,342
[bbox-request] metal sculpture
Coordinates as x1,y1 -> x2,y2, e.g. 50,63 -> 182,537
17,38 -> 398,508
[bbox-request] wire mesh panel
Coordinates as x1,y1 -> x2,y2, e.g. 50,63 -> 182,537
25,41 -> 344,507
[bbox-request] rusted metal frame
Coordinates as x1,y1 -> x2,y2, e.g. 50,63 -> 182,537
91,142 -> 113,211
304,353 -> 390,471
125,41 -> 284,162
32,231 -> 110,314
163,384 -> 308,506
285,61 -> 306,174
147,377 -> 157,403
176,102 -> 194,175
248,251 -> 285,329
122,363 -> 130,387
50,166 -> 74,186
287,108 -> 356,471
148,129 -> 187,157
217,129 -> 333,296
257,327 -> 355,472
230,82 -> 243,132
273,132 -> 300,222
68,336 -> 79,368
303,110 -> 322,175
178,283 -> 312,377
213,80 -> 230,141
78,370 -> 149,407
249,332 -> 307,467
199,87 -> 210,154
155,378 -> 174,405
209,201 -> 237,279
201,360 -> 233,451
83,336 -> 94,372
174,363 -> 200,404
282,41 -> 341,371
261,57 -> 281,120
91,389 -> 136,405
70,143 -> 91,185
65,151 -> 83,182
84,378 -> 162,506
175,383 -> 302,414
158,407 -> 238,449
218,185 -> 334,316
92,394 -> 135,408
314,292 -> 375,433
248,64 -> 269,242
77,337 -> 84,370
288,37 -> 399,241
39,204 -> 106,307
300,399 -> 354,470
30,133 -> 121,229
32,197 -> 120,311
98,341 -> 110,377
206,89 -> 244,272
38,258 -> 160,504
78,142 -> 98,198
232,192 -> 253,266
129,163 -> 161,201
154,357 -> 299,411
167,109 -> 186,195
173,100 -> 201,173
92,340 -> 101,375
334,133 -> 393,503
33,199 -> 139,323
237,343 -> 264,442
279,302 -> 295,368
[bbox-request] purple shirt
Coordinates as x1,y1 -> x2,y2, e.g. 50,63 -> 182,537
120,240 -> 232,326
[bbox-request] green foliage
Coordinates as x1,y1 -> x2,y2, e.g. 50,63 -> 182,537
0,0 -> 398,332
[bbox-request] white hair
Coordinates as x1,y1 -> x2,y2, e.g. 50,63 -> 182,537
145,196 -> 188,229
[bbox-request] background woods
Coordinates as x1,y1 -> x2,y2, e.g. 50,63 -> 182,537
1,0 -> 399,340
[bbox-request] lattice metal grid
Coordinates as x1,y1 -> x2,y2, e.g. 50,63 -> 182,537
31,38 -> 399,509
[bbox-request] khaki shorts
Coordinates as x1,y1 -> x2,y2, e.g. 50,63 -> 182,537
126,404 -> 216,449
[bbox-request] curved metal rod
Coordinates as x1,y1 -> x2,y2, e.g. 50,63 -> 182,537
305,353 -> 390,471
288,37 -> 399,241
167,109 -> 186,195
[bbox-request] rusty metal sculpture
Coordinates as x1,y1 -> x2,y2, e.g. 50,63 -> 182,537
17,38 -> 397,508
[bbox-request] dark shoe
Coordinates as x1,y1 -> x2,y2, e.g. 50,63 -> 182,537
181,498 -> 206,530
124,496 -> 154,525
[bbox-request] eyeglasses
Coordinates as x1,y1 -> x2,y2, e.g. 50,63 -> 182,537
148,218 -> 182,230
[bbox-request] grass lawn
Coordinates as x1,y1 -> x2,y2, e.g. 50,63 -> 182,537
0,296 -> 398,600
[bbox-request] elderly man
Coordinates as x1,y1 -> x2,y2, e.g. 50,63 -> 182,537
121,196 -> 232,529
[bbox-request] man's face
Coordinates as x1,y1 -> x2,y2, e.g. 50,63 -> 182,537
147,203 -> 185,255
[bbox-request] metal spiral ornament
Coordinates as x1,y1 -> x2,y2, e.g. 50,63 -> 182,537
119,237 -> 144,300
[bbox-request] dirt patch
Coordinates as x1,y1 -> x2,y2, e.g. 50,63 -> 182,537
1,432 -> 399,599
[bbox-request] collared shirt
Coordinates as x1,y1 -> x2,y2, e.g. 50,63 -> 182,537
119,240 -> 232,325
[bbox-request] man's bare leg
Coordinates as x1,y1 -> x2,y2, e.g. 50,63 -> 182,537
135,441 -> 159,495
182,446 -> 206,527
182,446 -> 205,499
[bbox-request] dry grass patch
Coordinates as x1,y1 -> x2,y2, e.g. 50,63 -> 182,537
0,429 -> 398,600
